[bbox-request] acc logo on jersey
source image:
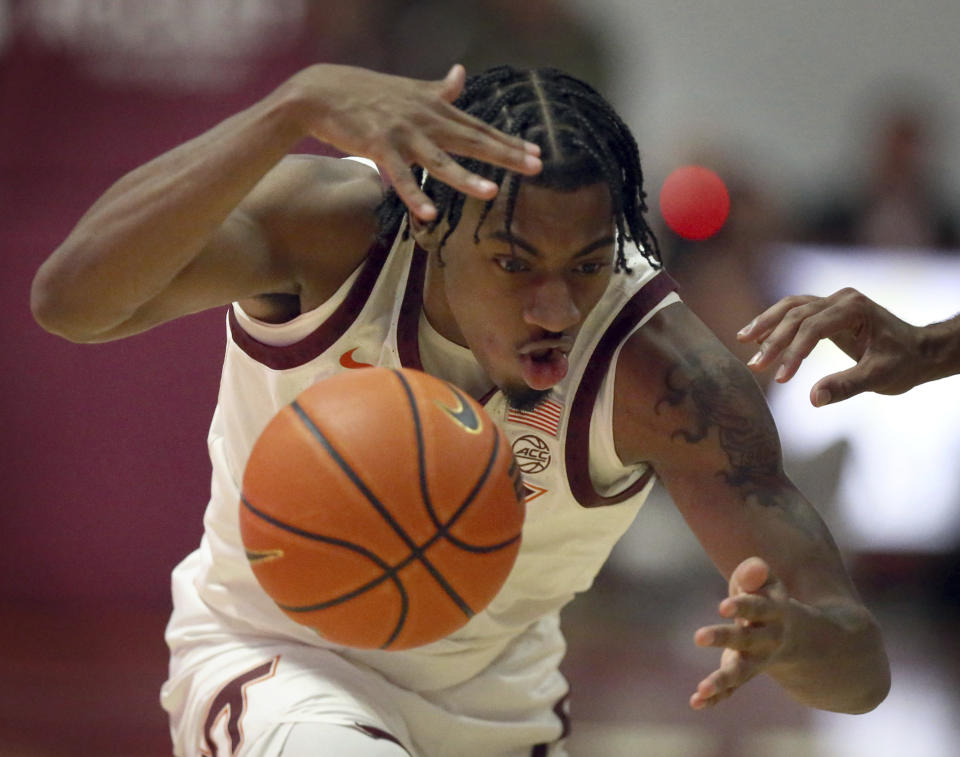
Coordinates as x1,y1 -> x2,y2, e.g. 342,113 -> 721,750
511,434 -> 552,474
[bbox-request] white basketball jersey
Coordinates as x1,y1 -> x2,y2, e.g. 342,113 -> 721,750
167,215 -> 678,697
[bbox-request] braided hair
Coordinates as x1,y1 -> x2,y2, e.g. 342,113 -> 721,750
376,65 -> 661,272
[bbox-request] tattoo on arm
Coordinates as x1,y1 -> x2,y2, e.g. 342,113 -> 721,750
652,344 -> 839,548
656,351 -> 783,500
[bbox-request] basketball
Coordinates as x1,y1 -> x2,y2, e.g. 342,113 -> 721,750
239,367 -> 525,651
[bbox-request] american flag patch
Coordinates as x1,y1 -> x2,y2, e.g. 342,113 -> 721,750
506,398 -> 563,437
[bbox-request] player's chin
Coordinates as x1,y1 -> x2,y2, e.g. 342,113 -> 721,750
501,382 -> 552,412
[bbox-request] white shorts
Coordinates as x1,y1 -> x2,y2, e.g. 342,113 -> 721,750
161,560 -> 569,757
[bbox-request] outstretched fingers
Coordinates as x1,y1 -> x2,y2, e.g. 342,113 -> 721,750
383,70 -> 543,221
427,101 -> 543,177
429,66 -> 542,172
739,294 -> 868,385
690,557 -> 789,710
435,63 -> 468,103
690,649 -> 762,710
381,130 -> 500,221
737,295 -> 816,346
695,617 -> 782,655
740,298 -> 820,376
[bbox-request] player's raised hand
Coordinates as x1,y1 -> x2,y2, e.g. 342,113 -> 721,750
285,63 -> 542,221
689,557 -> 795,710
736,288 -> 923,406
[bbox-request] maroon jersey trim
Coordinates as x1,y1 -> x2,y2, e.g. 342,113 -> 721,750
227,234 -> 393,370
565,272 -> 678,508
396,245 -> 428,370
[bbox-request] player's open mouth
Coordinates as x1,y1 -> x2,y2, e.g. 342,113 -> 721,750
517,340 -> 572,390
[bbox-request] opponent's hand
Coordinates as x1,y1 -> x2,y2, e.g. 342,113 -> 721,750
286,63 -> 542,222
690,557 -> 796,710
736,288 -> 922,406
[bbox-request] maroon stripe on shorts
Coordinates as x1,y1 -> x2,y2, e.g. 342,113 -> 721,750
351,723 -> 413,755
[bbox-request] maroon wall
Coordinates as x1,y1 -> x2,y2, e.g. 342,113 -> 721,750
1,2 -> 325,607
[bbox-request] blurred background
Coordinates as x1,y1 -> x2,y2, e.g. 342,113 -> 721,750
2,0 -> 959,754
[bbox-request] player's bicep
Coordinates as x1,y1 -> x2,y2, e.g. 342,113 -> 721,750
615,304 -> 854,596
614,302 -> 780,481
81,209 -> 284,341
90,157 -> 381,340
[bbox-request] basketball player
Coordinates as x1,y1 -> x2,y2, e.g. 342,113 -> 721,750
31,63 -> 890,756
739,287 -> 960,405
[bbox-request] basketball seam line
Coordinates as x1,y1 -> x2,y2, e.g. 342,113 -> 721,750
291,394 -> 474,631
244,486 -> 510,615
399,376 -> 518,553
242,493 -> 518,610
420,409 -> 520,553
242,445 -> 519,605
375,372 -> 478,620
241,494 -> 410,618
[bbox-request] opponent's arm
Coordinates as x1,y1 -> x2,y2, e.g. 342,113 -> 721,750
31,64 -> 541,343
614,303 -> 890,714
737,288 -> 960,405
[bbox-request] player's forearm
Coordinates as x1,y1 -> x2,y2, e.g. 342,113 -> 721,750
768,598 -> 889,714
31,79 -> 308,341
917,313 -> 960,386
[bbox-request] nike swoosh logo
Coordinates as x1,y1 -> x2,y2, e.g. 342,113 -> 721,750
245,547 -> 284,564
435,385 -> 483,434
339,348 -> 374,369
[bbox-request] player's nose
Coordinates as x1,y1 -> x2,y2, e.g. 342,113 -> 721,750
523,275 -> 581,333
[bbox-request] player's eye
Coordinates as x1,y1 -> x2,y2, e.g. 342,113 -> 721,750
574,260 -> 608,275
495,256 -> 530,273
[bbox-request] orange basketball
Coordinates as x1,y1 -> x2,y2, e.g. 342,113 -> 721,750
239,367 -> 525,650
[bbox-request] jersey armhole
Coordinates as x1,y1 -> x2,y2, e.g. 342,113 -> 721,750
232,262 -> 364,347
565,272 -> 679,507
587,292 -> 681,496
